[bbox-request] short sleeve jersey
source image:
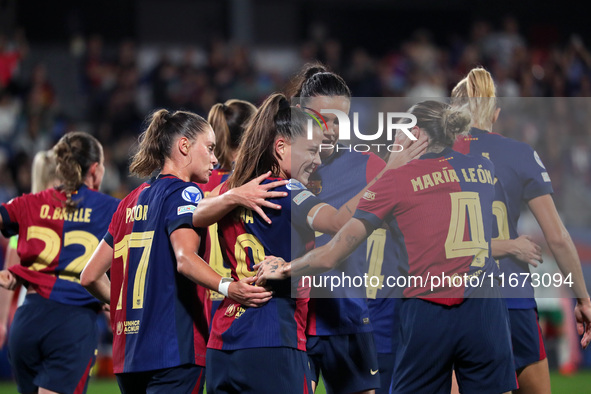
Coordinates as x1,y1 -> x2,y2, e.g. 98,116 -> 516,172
354,148 -> 498,306
105,175 -> 209,373
454,128 -> 554,308
306,148 -> 404,344
208,178 -> 321,351
0,186 -> 119,306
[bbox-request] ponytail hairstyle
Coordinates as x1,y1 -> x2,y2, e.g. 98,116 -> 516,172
207,99 -> 256,171
53,131 -> 103,212
408,100 -> 471,151
286,63 -> 351,106
451,67 -> 497,131
31,149 -> 58,193
227,93 -> 309,189
130,109 -> 210,178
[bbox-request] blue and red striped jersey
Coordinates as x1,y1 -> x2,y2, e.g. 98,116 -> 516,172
306,149 -> 403,343
202,168 -> 231,194
454,128 -> 554,309
105,175 -> 209,373
0,185 -> 119,306
199,168 -> 232,317
208,178 -> 320,351
355,148 -> 499,306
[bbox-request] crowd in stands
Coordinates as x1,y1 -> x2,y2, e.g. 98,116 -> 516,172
1,16 -> 591,225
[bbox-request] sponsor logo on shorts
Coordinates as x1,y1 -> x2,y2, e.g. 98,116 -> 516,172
177,205 -> 196,215
182,186 -> 202,203
370,369 -> 378,375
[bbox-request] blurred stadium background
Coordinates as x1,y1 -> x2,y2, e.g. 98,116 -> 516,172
1,0 -> 591,391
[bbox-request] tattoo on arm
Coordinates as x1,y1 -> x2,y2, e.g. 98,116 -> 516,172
345,234 -> 358,247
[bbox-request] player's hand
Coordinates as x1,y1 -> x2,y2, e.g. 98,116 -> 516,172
254,256 -> 291,286
227,276 -> 273,308
511,235 -> 543,267
386,128 -> 428,170
0,270 -> 18,290
574,298 -> 591,349
228,171 -> 288,224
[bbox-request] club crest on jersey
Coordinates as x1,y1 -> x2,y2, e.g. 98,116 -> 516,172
182,186 -> 202,203
307,180 -> 322,195
286,179 -> 305,190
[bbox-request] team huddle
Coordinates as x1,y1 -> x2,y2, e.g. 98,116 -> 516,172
0,65 -> 590,394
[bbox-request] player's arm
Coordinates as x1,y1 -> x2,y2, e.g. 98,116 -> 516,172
528,194 -> 591,348
170,227 -> 272,308
81,240 -> 114,304
310,131 -> 428,235
255,218 -> 370,283
0,269 -> 15,349
491,235 -> 543,267
0,212 -> 22,348
0,288 -> 9,348
193,171 -> 288,227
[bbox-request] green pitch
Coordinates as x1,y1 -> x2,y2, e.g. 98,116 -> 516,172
0,371 -> 589,393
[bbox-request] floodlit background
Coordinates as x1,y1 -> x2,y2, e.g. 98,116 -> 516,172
1,0 -> 590,391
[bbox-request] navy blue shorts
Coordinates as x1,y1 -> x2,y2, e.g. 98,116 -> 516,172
375,352 -> 395,394
116,363 -> 204,394
392,290 -> 517,394
206,347 -> 312,393
509,308 -> 547,370
8,293 -> 99,394
307,332 -> 380,394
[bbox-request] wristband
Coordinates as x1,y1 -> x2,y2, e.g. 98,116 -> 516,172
218,277 -> 234,297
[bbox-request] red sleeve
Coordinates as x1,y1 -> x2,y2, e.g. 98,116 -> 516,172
365,153 -> 386,184
354,169 -> 398,229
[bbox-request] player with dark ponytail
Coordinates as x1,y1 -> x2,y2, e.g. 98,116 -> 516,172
197,92 -> 412,393
286,64 -> 426,394
201,100 -> 257,322
257,100 -> 518,394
